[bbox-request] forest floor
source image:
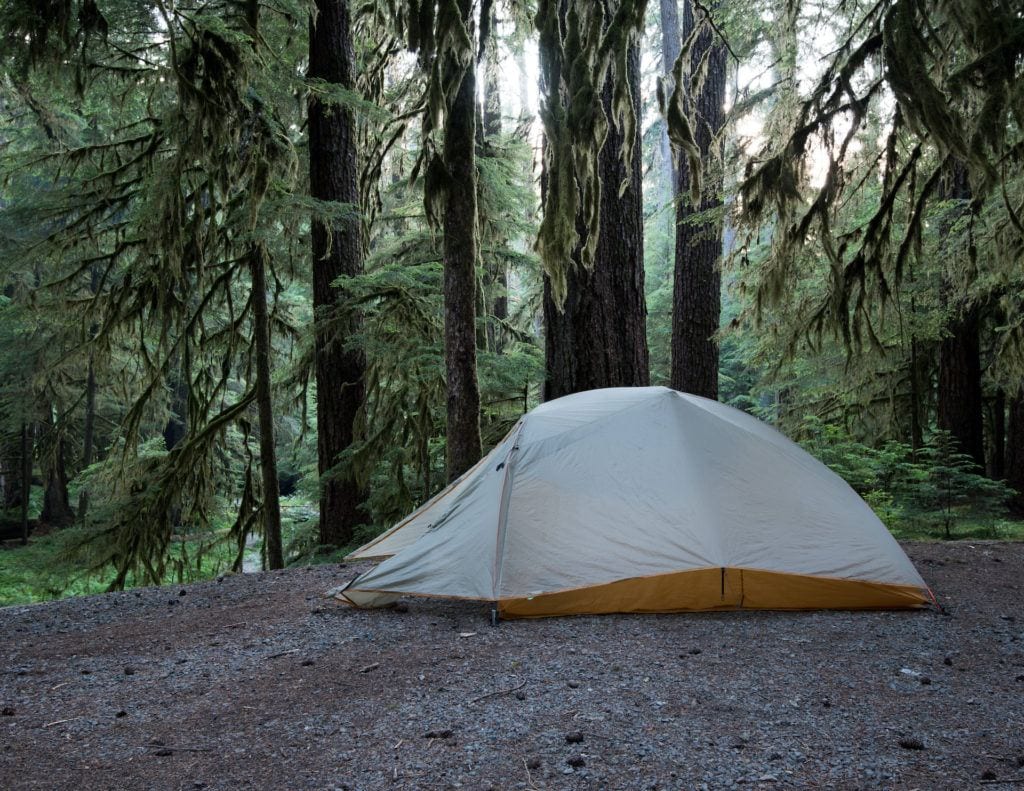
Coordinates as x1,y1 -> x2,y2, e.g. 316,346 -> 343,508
1,541 -> 1022,791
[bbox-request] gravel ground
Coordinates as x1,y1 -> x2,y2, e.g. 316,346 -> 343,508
1,540 -> 1023,790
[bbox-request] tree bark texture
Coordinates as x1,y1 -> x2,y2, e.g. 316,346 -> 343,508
669,0 -> 726,399
163,351 -> 188,452
543,29 -> 649,401
1,431 -> 25,511
988,389 -> 1005,480
907,310 -> 926,454
936,304 -> 984,468
40,407 -> 74,527
309,0 -> 367,545
443,0 -> 483,482
250,245 -> 284,569
935,162 -> 984,470
1007,388 -> 1024,516
482,11 -> 507,354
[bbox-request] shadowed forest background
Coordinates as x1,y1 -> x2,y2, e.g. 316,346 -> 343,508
1,0 -> 1022,604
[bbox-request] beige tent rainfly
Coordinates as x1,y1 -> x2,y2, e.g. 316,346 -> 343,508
340,387 -> 931,618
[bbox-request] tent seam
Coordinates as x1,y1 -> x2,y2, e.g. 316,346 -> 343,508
492,419 -> 527,601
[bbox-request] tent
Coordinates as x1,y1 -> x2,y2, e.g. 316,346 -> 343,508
339,387 -> 931,617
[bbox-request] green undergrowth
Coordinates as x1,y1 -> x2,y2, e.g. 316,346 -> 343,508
887,519 -> 1024,542
3,471 -> 1022,607
0,494 -> 324,607
1,527 -> 236,607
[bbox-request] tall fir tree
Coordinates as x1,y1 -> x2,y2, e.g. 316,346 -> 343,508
935,163 -> 984,469
309,0 -> 369,545
540,0 -> 650,400
669,0 -> 726,399
442,0 -> 483,481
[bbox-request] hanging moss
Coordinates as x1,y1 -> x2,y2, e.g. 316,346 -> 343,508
736,0 -> 1024,361
535,0 -> 648,307
661,27 -> 702,205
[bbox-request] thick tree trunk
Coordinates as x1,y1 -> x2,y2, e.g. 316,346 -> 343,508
309,0 -> 367,545
482,13 -> 507,355
936,306 -> 984,468
936,162 -> 984,469
40,406 -> 74,527
443,0 -> 482,482
2,430 -> 25,512
988,389 -> 1005,480
250,245 -> 283,569
543,28 -> 649,401
163,349 -> 189,452
1007,388 -> 1024,516
907,298 -> 926,455
669,0 -> 726,399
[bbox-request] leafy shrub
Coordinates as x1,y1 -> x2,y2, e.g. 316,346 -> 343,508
798,418 -> 1014,539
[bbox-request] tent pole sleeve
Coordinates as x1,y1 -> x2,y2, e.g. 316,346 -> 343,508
492,420 -> 526,602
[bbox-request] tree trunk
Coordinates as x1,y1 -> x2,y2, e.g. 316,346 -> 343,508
669,0 -> 726,399
77,355 -> 96,522
40,406 -> 74,527
2,430 -> 25,512
482,11 -> 507,355
935,161 -> 984,469
443,0 -> 482,482
907,298 -> 926,455
659,0 -> 681,200
543,24 -> 649,401
20,422 -> 30,544
1007,388 -> 1024,516
250,245 -> 284,569
988,389 -> 1005,480
163,349 -> 189,452
936,306 -> 984,468
309,0 -> 367,545
515,48 -> 531,123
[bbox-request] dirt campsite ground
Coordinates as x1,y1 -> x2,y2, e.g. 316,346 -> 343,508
1,541 -> 1022,791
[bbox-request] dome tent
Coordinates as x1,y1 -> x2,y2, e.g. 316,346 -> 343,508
340,387 -> 930,617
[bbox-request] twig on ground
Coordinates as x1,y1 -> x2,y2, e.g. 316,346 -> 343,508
522,757 -> 541,791
43,717 -> 82,728
266,649 -> 299,660
359,662 -> 380,673
468,679 -> 527,704
144,745 -> 213,753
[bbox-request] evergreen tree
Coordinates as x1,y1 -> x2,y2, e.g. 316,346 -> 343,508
1007,389 -> 1024,516
441,0 -> 483,480
668,0 -> 726,399
935,164 -> 984,469
309,0 -> 369,545
539,0 -> 650,400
